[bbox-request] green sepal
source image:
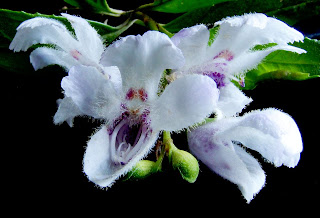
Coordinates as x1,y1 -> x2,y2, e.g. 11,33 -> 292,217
171,149 -> 199,183
124,160 -> 158,181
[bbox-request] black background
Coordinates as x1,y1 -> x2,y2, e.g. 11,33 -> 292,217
1,0 -> 320,215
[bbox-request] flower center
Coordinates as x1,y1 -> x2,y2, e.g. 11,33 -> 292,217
108,111 -> 151,165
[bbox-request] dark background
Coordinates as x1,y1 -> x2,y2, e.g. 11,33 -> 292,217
1,0 -> 319,215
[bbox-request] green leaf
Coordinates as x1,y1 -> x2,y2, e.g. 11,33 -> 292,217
241,38 -> 320,90
266,1 -> 320,26
152,0 -> 233,14
164,0 -> 320,33
64,0 -> 123,16
0,9 -> 127,73
0,9 -> 118,43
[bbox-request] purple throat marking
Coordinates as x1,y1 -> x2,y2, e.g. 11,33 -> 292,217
203,71 -> 226,88
108,113 -> 152,166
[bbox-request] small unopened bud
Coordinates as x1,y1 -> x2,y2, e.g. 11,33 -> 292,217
125,160 -> 157,180
171,149 -> 199,183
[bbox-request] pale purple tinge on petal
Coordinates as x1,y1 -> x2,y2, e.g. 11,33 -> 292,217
150,74 -> 219,132
188,121 -> 265,203
188,108 -> 303,202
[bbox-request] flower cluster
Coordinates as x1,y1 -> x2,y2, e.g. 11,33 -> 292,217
10,13 -> 304,202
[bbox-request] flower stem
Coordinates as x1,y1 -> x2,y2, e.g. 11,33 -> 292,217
163,131 -> 178,163
134,11 -> 173,37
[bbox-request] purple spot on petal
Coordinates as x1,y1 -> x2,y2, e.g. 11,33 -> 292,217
213,50 -> 234,61
203,71 -> 226,88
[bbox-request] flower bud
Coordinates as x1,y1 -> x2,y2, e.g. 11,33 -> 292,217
125,160 -> 157,180
171,149 -> 199,183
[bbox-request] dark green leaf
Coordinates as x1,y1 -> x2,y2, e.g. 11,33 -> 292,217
64,0 -> 122,15
164,0 -> 320,33
241,38 -> 320,90
152,0 -> 233,14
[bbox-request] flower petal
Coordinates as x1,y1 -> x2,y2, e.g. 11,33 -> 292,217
212,13 -> 304,56
171,25 -> 210,71
61,13 -> 104,62
226,108 -> 303,167
215,82 -> 252,117
53,97 -> 83,127
83,126 -> 159,187
100,31 -> 185,99
207,13 -> 305,76
30,47 -> 77,70
61,65 -> 122,120
150,74 -> 219,132
9,17 -> 77,52
188,122 -> 265,203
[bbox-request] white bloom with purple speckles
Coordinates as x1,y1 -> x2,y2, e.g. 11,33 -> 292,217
60,31 -> 219,187
188,108 -> 303,202
171,13 -> 306,117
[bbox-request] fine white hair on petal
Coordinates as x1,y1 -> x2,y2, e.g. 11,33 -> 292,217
228,108 -> 303,167
53,97 -> 83,127
100,31 -> 185,100
188,122 -> 266,203
10,14 -> 105,72
150,74 -> 219,132
214,13 -> 304,44
171,24 -> 210,71
30,47 -> 77,70
61,65 -> 122,121
61,13 -> 104,62
9,16 -> 77,52
215,82 -> 252,117
206,13 -> 306,76
83,126 -> 159,188
188,108 -> 303,202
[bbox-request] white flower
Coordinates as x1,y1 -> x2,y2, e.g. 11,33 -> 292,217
9,14 -> 121,126
9,13 -> 106,72
61,31 -> 219,187
187,108 -> 303,203
171,13 -> 306,117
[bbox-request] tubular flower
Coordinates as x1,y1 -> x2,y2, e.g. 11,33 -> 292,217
9,13 -> 121,126
188,108 -> 303,203
9,13 -> 107,72
60,31 -> 219,187
170,13 -> 306,117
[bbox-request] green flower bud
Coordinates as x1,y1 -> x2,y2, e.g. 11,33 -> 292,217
125,160 -> 157,180
171,149 -> 199,183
